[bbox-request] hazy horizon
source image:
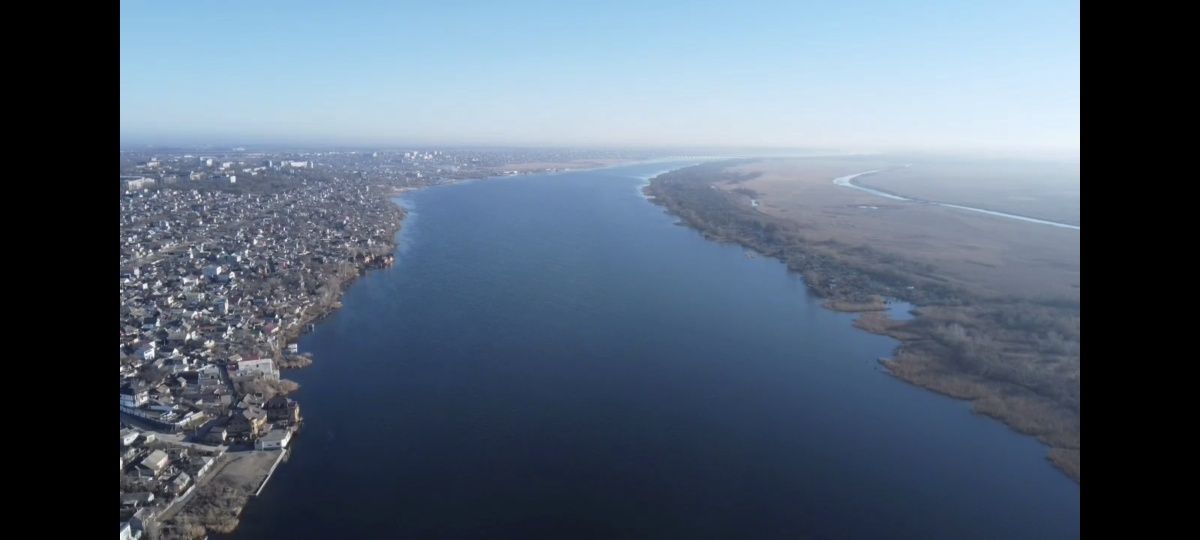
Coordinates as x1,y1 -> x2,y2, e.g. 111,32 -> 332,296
117,142 -> 1079,164
121,0 -> 1079,159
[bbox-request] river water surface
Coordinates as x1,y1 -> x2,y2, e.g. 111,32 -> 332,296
226,162 -> 1079,539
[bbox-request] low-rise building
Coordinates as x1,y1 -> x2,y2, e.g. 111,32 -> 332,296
231,358 -> 279,381
120,385 -> 151,410
136,450 -> 169,478
124,177 -> 156,190
256,428 -> 293,450
169,471 -> 192,494
120,521 -> 134,540
228,406 -> 269,441
264,395 -> 301,424
198,365 -> 224,390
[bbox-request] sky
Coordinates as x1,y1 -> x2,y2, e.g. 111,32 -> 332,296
120,0 -> 1079,156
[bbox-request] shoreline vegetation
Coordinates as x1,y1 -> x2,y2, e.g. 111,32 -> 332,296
644,161 -> 1080,482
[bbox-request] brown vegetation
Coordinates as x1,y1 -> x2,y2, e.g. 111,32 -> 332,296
161,450 -> 284,538
277,354 -> 314,370
235,378 -> 301,399
854,159 -> 1080,226
724,158 -> 1080,303
825,295 -> 888,313
645,160 -> 1080,481
164,476 -> 247,536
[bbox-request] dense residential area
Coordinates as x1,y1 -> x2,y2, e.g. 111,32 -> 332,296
119,148 -> 654,539
117,147 -> 660,195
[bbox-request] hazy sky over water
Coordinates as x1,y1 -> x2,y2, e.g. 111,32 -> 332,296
120,0 -> 1079,155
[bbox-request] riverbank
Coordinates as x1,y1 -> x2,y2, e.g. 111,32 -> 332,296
157,190 -> 408,539
160,449 -> 286,539
382,157 -> 709,199
644,161 -> 1080,482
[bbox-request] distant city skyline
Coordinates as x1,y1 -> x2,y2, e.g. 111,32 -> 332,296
121,0 -> 1079,158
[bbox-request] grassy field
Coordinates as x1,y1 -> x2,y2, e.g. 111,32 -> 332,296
645,157 -> 1080,481
723,157 -> 1080,303
854,158 -> 1080,226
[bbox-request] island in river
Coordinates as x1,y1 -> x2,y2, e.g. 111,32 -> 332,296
644,157 -> 1081,481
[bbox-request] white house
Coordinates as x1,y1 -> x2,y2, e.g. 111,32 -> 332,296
256,428 -> 292,450
138,450 -> 170,478
120,387 -> 149,409
124,177 -> 156,190
120,429 -> 140,447
191,456 -> 216,480
232,358 -> 280,382
132,340 -> 156,361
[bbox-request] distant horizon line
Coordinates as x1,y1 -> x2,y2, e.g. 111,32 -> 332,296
118,140 -> 1079,162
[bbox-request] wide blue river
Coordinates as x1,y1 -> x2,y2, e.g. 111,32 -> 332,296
227,162 -> 1079,539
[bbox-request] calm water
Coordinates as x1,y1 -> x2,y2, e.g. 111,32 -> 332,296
226,163 -> 1079,539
